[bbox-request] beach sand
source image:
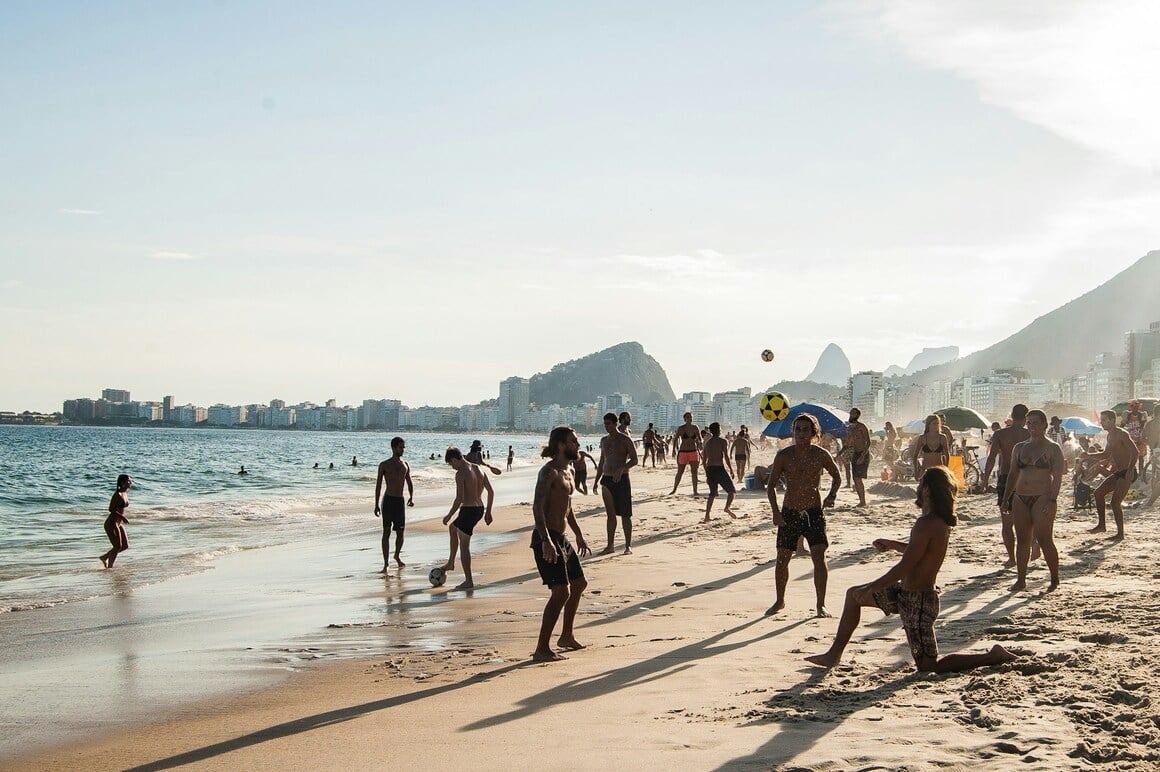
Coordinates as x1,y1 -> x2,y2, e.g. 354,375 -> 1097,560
7,454 -> 1160,771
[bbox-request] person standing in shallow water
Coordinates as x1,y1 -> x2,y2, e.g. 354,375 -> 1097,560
805,466 -> 1018,673
374,437 -> 414,571
765,414 -> 841,618
100,474 -> 132,568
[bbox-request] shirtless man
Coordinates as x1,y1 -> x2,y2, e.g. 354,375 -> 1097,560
765,413 -> 841,618
596,412 -> 638,554
669,412 -> 703,495
805,466 -> 1017,672
731,426 -> 754,482
1085,409 -> 1139,538
702,422 -> 736,521
571,449 -> 597,495
982,404 -> 1031,566
373,437 -> 414,570
440,446 -> 495,589
531,426 -> 592,662
1141,405 -> 1160,507
845,408 -> 872,507
465,440 -> 502,476
641,423 -> 658,468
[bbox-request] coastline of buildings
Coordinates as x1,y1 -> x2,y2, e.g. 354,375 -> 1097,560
6,321 -> 1157,432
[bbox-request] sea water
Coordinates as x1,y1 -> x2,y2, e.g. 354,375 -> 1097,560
0,425 -> 554,614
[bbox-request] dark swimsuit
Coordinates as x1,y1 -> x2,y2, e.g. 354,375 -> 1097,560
1013,447 -> 1054,509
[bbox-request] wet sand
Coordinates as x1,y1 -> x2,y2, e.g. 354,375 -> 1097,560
6,456 -> 1160,770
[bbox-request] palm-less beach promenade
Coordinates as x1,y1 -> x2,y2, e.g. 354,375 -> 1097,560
7,457 -> 1159,770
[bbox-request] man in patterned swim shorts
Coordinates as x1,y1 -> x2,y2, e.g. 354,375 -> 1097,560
805,466 -> 1017,673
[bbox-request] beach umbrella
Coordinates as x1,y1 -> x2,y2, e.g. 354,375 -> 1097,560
934,406 -> 991,431
1061,416 -> 1102,435
1110,398 -> 1157,415
902,418 -> 926,434
762,402 -> 849,440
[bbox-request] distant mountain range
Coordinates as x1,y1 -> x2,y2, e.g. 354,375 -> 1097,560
884,346 -> 959,378
528,342 -> 675,407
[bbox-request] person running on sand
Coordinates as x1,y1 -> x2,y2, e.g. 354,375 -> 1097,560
731,425 -> 754,482
596,412 -> 638,554
805,466 -> 1018,672
702,422 -> 737,521
440,446 -> 494,589
669,412 -> 703,495
374,437 -> 414,570
982,404 -> 1031,566
1085,409 -> 1138,539
100,474 -> 133,568
765,414 -> 841,618
845,408 -> 871,507
465,440 -> 502,475
531,426 -> 592,662
641,422 -> 658,468
1001,410 -> 1063,592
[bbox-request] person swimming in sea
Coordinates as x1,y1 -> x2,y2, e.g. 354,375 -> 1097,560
100,474 -> 132,568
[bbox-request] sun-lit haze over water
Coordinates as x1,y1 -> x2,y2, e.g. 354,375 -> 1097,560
3,1 -> 1159,411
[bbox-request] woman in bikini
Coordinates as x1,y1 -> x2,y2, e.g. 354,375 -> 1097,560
911,415 -> 949,481
100,474 -> 132,568
1002,410 -> 1063,592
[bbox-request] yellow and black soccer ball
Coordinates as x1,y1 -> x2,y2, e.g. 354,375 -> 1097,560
759,391 -> 791,421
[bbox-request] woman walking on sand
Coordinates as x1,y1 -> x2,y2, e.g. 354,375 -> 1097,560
100,474 -> 132,568
1002,410 -> 1063,592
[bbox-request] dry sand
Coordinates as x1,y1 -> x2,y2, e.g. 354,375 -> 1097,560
8,452 -> 1160,771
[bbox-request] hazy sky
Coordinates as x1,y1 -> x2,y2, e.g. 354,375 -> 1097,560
4,1 -> 1159,412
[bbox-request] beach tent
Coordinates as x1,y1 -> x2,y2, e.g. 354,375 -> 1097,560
1061,416 -> 1102,435
902,418 -> 927,434
762,402 -> 849,440
934,406 -> 991,431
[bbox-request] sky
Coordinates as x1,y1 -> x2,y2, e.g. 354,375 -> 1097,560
3,1 -> 1159,412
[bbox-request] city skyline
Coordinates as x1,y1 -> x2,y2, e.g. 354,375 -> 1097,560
4,3 -> 1159,412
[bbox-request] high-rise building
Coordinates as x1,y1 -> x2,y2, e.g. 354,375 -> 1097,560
847,371 -> 883,418
498,377 -> 530,427
1124,322 -> 1160,399
102,388 -> 130,403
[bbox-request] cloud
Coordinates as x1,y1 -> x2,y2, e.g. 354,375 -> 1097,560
595,250 -> 757,283
57,208 -> 100,215
837,0 -> 1160,170
150,251 -> 201,261
1,279 -> 21,289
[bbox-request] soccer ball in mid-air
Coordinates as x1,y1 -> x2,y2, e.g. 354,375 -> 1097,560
761,349 -> 775,362
428,567 -> 447,587
759,391 -> 791,421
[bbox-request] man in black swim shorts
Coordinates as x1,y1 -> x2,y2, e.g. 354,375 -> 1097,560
596,412 -> 638,555
441,446 -> 494,589
374,437 -> 414,571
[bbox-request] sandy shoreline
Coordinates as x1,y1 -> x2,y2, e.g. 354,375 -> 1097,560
6,456 -> 1160,770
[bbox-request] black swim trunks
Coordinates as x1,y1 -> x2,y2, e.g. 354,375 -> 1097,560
851,450 -> 870,479
706,465 -> 735,497
574,464 -> 588,484
600,474 -> 632,518
531,530 -> 585,587
872,583 -> 940,660
453,505 -> 486,535
996,473 -> 1008,507
776,507 -> 828,551
380,495 -> 406,531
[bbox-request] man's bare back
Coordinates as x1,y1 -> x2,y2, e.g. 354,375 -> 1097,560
457,462 -> 488,505
702,435 -> 729,467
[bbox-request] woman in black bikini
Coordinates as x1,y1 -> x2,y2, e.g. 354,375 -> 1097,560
1002,410 -> 1063,592
100,474 -> 132,568
911,415 -> 949,481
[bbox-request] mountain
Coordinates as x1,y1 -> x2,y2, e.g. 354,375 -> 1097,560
758,380 -> 848,407
884,346 -> 960,377
904,251 -> 1160,384
528,342 -> 675,406
805,343 -> 852,386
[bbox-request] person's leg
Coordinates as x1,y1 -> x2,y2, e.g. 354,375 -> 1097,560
455,530 -> 474,589
600,483 -> 617,554
393,527 -> 405,567
534,584 -> 570,661
669,461 -> 686,495
1010,499 -> 1033,591
380,526 -> 391,572
704,480 -> 716,522
1031,503 -> 1060,589
1110,479 -> 1129,539
804,584 -> 878,667
621,517 -> 633,553
1091,478 -> 1113,532
1000,510 -> 1016,565
441,525 -> 459,570
810,544 -> 831,617
920,645 -> 1018,673
724,485 -> 736,516
690,461 -> 700,495
765,549 -> 793,615
558,577 -> 588,649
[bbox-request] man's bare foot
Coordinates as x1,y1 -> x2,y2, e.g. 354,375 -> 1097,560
1003,558 -> 1016,568
1110,532 -> 1125,541
378,567 -> 389,574
764,601 -> 784,616
667,488 -> 677,496
702,516 -> 712,522
725,508 -> 737,518
99,556 -> 109,568
557,638 -> 586,651
1088,525 -> 1106,533
990,644 -> 1018,664
453,581 -> 474,590
623,546 -> 632,555
532,650 -> 567,662
856,502 -> 867,508
598,546 -> 615,556
1009,579 -> 1026,592
394,556 -> 406,567
804,652 -> 838,668
816,607 -> 832,618
440,561 -> 455,571
1045,580 -> 1060,592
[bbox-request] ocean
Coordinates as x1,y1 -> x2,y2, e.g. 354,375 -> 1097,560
0,425 -> 557,614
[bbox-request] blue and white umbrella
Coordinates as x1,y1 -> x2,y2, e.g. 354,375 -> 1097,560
762,402 -> 849,440
1061,416 -> 1102,435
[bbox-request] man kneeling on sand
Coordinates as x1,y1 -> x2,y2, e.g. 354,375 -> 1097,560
806,466 -> 1017,673
532,426 -> 592,662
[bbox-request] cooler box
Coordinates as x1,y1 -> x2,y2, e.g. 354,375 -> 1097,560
745,473 -> 755,491
948,455 -> 965,488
